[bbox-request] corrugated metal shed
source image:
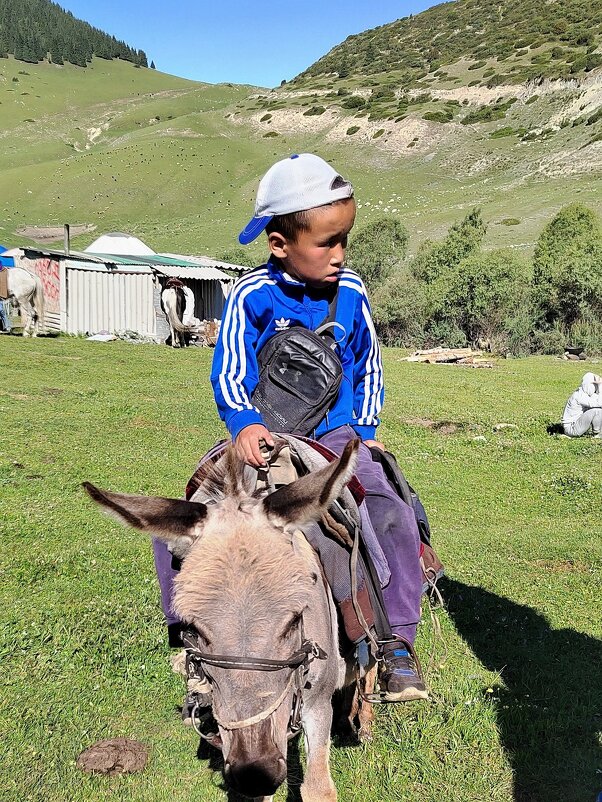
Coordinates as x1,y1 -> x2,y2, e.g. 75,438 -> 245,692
16,246 -> 241,338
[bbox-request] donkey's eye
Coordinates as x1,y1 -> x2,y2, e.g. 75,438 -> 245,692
280,612 -> 302,640
193,623 -> 212,647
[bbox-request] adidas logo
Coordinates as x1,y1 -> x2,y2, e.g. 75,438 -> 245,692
274,317 -> 291,331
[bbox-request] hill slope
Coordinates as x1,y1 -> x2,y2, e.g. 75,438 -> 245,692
0,0 -> 600,260
295,0 -> 602,87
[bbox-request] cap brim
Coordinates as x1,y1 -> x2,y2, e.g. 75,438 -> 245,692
238,215 -> 273,245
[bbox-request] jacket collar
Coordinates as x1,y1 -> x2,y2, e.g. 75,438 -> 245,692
267,256 -> 305,288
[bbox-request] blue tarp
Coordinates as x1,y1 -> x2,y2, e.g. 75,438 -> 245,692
0,245 -> 14,268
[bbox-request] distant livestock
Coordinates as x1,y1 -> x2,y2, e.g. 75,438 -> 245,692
2,266 -> 45,337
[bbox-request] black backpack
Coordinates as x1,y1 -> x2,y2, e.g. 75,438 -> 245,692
252,289 -> 343,436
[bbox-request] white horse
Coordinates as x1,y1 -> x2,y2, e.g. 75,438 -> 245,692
161,282 -> 201,348
5,267 -> 45,337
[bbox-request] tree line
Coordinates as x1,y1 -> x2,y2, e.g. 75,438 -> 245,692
346,204 -> 602,357
0,0 -> 147,68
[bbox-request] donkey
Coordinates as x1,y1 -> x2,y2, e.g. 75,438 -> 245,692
85,438 -> 374,802
5,267 -> 45,337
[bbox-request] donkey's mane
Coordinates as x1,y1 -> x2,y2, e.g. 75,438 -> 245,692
174,524 -> 314,630
192,445 -> 259,505
174,446 -> 315,629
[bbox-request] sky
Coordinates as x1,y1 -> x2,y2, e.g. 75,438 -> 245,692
58,0 -> 438,88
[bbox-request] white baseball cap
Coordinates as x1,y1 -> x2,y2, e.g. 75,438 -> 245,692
238,153 -> 354,244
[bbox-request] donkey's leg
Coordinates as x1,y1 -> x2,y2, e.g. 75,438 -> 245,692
301,700 -> 337,802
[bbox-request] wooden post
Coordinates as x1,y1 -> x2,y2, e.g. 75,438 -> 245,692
63,224 -> 70,256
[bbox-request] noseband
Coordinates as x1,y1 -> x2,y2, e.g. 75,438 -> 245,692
182,628 -> 327,737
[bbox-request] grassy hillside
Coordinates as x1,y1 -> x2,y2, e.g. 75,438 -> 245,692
0,2 -> 601,261
295,0 -> 602,87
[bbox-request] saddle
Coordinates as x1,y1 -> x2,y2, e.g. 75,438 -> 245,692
185,435 -> 444,646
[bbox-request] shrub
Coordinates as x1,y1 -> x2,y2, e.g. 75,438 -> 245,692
263,131 -> 279,137
461,104 -> 508,124
468,60 -> 486,70
341,95 -> 366,109
346,216 -> 409,293
533,203 -> 602,328
260,113 -> 272,122
441,249 -> 532,348
412,208 -> 487,283
423,110 -> 453,123
500,218 -> 520,225
303,105 -> 325,116
373,128 -> 385,138
372,268 -> 429,347
346,125 -> 360,135
490,126 -> 516,138
586,107 -> 602,126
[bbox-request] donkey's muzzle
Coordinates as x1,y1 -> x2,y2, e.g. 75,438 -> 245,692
224,750 -> 287,798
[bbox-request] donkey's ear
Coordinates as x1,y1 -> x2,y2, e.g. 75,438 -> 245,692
83,483 -> 208,557
262,438 -> 359,527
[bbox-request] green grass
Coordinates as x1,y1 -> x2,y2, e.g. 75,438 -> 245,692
1,337 -> 601,802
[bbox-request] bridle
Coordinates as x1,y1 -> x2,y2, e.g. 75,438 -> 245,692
182,627 -> 327,740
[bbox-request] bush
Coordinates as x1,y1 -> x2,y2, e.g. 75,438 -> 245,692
372,268 -> 428,347
440,249 -> 532,348
423,110 -> 453,123
412,208 -> 487,283
489,126 -> 515,138
532,326 -> 566,355
303,105 -> 325,116
346,125 -> 360,135
341,95 -> 366,109
346,216 -> 409,293
373,128 -> 385,138
260,113 -> 272,122
461,104 -> 507,124
533,203 -> 602,328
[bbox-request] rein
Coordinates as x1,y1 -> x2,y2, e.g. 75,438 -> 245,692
182,628 -> 327,735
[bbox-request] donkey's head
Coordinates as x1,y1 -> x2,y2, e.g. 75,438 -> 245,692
85,438 -> 359,799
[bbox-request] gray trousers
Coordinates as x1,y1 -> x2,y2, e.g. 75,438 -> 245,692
564,408 -> 602,437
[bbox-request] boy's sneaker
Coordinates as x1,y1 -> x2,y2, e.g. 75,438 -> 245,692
379,638 -> 428,702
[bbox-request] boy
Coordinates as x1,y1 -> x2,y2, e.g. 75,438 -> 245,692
210,153 -> 427,702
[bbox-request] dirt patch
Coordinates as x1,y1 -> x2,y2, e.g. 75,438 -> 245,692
16,224 -> 96,243
76,738 -> 149,776
402,417 -> 466,434
42,387 -> 64,396
533,559 -> 590,574
403,417 -> 436,428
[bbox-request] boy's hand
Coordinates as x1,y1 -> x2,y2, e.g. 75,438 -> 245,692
364,438 -> 385,451
235,424 -> 275,467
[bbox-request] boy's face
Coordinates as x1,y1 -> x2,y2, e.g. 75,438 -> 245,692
268,198 -> 356,288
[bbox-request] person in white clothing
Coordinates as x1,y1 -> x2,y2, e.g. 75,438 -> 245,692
562,372 -> 602,437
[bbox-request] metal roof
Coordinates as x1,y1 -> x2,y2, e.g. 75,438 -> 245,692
21,246 -> 241,280
155,264 -> 233,281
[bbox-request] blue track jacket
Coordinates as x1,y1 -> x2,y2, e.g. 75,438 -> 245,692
211,258 -> 384,441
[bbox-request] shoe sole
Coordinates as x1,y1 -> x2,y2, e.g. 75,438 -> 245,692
382,687 -> 429,702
